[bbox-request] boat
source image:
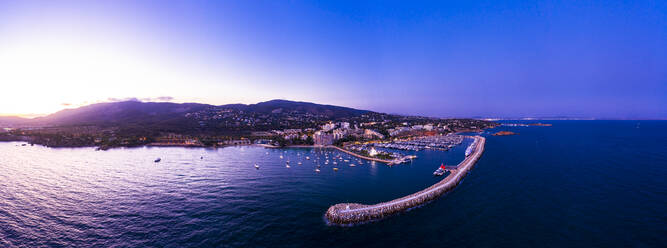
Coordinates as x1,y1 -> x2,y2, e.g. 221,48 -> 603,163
297,162 -> 302,165
280,155 -> 284,159
306,156 -> 310,160
349,164 -> 356,167
254,164 -> 260,169
315,168 -> 321,173
154,158 -> 161,163
333,168 -> 338,171
433,163 -> 446,176
465,143 -> 475,157
286,164 -> 291,168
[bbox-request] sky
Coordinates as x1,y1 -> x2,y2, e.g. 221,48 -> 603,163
0,0 -> 665,119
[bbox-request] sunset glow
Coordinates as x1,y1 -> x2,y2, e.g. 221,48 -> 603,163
1,1 -> 666,247
1,1 -> 665,118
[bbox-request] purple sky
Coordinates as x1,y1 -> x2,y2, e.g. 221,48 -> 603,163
1,0 -> 665,119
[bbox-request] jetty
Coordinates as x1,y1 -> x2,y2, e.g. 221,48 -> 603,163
325,136 -> 486,224
326,145 -> 393,164
259,143 -> 410,165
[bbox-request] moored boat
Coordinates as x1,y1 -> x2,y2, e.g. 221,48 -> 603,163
433,163 -> 446,176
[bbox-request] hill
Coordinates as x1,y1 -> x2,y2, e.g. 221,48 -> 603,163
236,99 -> 369,118
8,99 -> 373,129
0,116 -> 30,127
32,101 -> 212,127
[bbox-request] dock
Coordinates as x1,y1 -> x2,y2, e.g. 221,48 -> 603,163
326,145 -> 393,164
258,144 -> 410,165
325,136 -> 486,224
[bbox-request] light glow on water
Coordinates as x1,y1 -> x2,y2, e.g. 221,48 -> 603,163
1,122 -> 666,247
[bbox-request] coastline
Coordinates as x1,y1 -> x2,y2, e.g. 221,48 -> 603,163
4,133 -> 478,167
325,135 -> 486,225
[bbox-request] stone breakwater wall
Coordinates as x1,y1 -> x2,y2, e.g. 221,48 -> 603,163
325,136 -> 485,225
326,145 -> 393,164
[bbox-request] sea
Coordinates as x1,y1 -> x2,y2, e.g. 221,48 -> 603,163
0,121 -> 665,247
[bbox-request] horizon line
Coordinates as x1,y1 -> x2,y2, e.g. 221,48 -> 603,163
1,99 -> 665,121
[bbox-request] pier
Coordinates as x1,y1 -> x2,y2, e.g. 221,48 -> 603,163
325,136 -> 486,224
326,145 -> 394,164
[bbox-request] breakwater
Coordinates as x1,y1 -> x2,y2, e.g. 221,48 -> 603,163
257,144 -> 396,164
326,145 -> 394,164
325,136 -> 486,224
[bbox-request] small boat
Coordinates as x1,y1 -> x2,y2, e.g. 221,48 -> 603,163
315,168 -> 321,173
254,164 -> 260,169
306,156 -> 310,160
286,164 -> 291,168
200,156 -> 203,159
349,164 -> 356,167
280,155 -> 284,159
297,162 -> 302,165
333,161 -> 337,165
154,158 -> 161,163
333,167 -> 338,171
433,163 -> 446,176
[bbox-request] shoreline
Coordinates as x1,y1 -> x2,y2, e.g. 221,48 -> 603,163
325,135 -> 486,225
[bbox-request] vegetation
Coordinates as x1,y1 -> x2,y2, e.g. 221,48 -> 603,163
0,100 -> 497,149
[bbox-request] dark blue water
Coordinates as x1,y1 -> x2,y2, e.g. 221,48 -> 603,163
1,121 -> 665,247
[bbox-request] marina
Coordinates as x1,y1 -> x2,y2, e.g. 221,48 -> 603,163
326,136 -> 485,224
328,145 -> 416,166
373,134 -> 464,151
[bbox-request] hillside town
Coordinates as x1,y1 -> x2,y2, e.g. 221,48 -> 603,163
0,101 -> 497,152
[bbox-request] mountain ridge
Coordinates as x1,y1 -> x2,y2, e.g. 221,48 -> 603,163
1,99 -> 374,127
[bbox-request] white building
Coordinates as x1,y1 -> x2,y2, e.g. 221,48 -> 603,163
332,128 -> 347,140
321,123 -> 336,132
313,131 -> 334,145
363,129 -> 385,139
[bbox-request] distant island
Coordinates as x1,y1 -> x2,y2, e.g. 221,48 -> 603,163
493,131 -> 518,136
0,100 -> 497,155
